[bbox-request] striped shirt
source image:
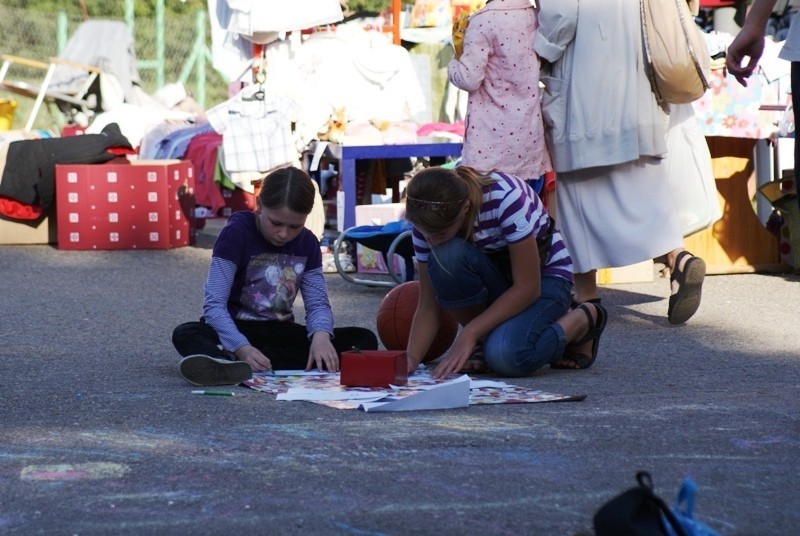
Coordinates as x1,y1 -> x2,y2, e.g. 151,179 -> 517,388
411,171 -> 573,282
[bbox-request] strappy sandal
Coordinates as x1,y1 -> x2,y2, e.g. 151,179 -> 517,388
569,296 -> 602,310
668,251 -> 706,325
551,302 -> 608,370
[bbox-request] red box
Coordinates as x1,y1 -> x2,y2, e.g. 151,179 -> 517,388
56,160 -> 195,250
218,186 -> 256,217
340,350 -> 408,387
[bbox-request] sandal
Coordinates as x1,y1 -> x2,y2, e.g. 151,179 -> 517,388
551,302 -> 608,370
668,251 -> 706,325
569,296 -> 602,310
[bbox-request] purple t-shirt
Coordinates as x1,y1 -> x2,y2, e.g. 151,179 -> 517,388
212,210 -> 323,321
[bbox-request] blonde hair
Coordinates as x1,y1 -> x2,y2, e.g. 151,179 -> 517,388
405,166 -> 492,241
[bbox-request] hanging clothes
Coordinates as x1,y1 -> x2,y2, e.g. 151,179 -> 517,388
184,131 -> 227,214
206,84 -> 300,174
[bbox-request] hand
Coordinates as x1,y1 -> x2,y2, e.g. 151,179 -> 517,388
725,26 -> 767,87
452,11 -> 470,60
407,353 -> 423,374
431,331 -> 477,380
307,331 -> 340,372
235,344 -> 272,372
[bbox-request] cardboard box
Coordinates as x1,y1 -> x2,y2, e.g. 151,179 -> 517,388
340,350 -> 408,387
354,203 -> 407,276
0,211 -> 56,244
56,160 -> 195,250
596,260 -> 655,285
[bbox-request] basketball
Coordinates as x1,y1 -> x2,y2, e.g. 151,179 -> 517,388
376,281 -> 459,362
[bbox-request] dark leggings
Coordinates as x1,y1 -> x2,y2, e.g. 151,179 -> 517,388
172,320 -> 378,370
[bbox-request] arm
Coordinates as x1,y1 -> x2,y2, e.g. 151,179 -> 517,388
431,235 -> 542,379
203,257 -> 272,371
448,17 -> 491,92
726,0 -> 778,86
299,267 -> 339,372
406,263 -> 444,373
534,0 -> 579,63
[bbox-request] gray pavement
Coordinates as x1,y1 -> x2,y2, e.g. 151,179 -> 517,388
1,224 -> 799,535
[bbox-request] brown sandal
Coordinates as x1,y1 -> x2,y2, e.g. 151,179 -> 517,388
668,251 -> 705,325
551,302 -> 608,370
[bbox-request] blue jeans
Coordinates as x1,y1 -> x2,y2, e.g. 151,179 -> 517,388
427,238 -> 572,377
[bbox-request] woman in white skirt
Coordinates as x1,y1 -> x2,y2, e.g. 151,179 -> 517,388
534,0 -> 706,340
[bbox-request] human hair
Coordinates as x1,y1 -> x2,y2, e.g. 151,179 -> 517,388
257,167 -> 316,215
405,166 -> 492,241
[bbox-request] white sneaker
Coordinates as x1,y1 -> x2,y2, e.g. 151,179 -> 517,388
179,354 -> 252,386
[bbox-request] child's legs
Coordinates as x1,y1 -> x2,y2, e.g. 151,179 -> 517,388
427,239 -> 510,309
484,276 -> 572,377
172,321 -> 229,359
237,320 -> 312,369
238,321 -> 379,369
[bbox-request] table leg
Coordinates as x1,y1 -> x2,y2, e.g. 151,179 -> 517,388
340,157 -> 357,230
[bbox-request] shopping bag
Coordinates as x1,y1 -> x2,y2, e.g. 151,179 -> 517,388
665,103 -> 722,237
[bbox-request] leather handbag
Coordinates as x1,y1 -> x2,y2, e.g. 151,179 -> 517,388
640,0 -> 711,105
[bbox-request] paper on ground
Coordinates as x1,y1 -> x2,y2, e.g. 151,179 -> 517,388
277,388 -> 388,401
469,379 -> 513,389
273,369 -> 333,376
359,374 -> 470,412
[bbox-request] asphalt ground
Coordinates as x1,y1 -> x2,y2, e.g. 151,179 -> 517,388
0,225 -> 798,535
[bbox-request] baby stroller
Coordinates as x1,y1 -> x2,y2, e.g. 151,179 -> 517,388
332,220 -> 415,288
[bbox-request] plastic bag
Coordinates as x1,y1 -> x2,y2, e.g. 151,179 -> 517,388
665,103 -> 722,237
664,478 -> 720,536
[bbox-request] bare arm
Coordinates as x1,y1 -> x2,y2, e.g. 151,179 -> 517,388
431,235 -> 542,379
406,264 -> 444,372
726,0 -> 779,86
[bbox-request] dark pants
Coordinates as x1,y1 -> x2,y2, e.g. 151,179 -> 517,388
172,320 -> 378,370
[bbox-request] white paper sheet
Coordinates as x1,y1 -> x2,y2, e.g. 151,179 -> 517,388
272,370 -> 333,376
359,374 -> 470,412
277,388 -> 388,401
469,379 -> 513,389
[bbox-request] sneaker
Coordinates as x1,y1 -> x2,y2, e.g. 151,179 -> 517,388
179,354 -> 252,387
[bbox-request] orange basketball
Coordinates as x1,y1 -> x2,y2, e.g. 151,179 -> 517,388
376,281 -> 458,362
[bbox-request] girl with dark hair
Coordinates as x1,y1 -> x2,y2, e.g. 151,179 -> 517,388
172,166 -> 377,387
404,166 -> 607,379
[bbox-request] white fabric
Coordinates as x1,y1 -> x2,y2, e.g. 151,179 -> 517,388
535,0 -> 667,173
665,103 -> 722,237
207,0 -> 254,82
206,84 -> 301,173
85,104 -> 195,149
556,158 -> 683,273
269,30 -> 427,144
539,0 -> 682,273
226,0 -> 343,35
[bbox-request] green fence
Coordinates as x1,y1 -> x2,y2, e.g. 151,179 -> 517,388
0,4 -> 227,132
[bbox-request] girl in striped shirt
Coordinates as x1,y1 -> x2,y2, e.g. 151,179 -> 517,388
405,166 -> 607,379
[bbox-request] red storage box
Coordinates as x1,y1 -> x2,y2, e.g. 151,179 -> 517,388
56,160 -> 195,250
340,350 -> 408,387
